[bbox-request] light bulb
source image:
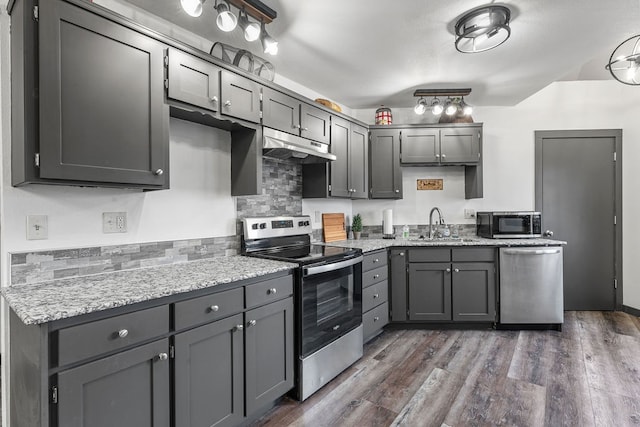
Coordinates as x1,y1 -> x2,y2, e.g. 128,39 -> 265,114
215,2 -> 237,32
239,13 -> 261,42
462,104 -> 473,115
261,27 -> 278,55
414,99 -> 427,115
445,100 -> 458,116
431,98 -> 443,115
181,0 -> 204,17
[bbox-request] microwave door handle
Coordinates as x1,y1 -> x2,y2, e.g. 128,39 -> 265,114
303,255 -> 363,276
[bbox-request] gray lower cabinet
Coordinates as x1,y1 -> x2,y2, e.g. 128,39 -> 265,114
174,314 -> 244,427
394,248 -> 497,322
12,0 -> 169,189
167,47 -> 221,113
245,297 -> 295,415
220,70 -> 262,123
370,129 -> 403,199
57,339 -> 170,427
362,250 -> 390,342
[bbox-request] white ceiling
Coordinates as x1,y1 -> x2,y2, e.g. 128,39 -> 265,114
123,0 -> 640,108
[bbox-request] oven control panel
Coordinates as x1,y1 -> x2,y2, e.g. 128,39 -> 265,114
243,216 -> 312,239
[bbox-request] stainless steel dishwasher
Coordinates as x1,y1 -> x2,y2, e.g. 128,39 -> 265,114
499,246 -> 564,326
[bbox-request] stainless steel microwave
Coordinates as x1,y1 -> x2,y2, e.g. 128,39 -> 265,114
476,211 -> 542,239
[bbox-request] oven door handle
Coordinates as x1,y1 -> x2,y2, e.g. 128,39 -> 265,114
303,255 -> 363,277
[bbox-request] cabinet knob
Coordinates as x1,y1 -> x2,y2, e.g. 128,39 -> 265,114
248,319 -> 257,327
399,252 -> 405,257
268,288 -> 277,295
234,324 -> 244,331
292,124 -> 301,129
544,230 -> 554,237
454,268 -> 460,273
395,189 -> 400,193
154,168 -> 164,176
302,127 -> 309,131
441,154 -> 447,159
373,293 -> 379,299
332,325 -> 340,331
446,268 -> 451,273
435,154 -> 440,158
210,95 -> 218,103
224,100 -> 232,107
374,316 -> 380,322
117,329 -> 129,338
157,352 -> 168,361
373,274 -> 380,279
373,258 -> 379,263
209,305 -> 220,312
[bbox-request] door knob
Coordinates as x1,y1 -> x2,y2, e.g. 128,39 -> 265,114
544,230 -> 554,237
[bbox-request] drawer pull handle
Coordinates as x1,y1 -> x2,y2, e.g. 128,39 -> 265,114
373,293 -> 379,299
333,325 -> 340,331
373,274 -> 380,279
454,268 -> 460,273
157,353 -> 168,361
268,288 -> 277,295
248,320 -> 257,327
374,316 -> 380,322
118,329 -> 129,338
209,305 -> 220,312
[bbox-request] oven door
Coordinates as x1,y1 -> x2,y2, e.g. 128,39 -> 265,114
299,255 -> 363,358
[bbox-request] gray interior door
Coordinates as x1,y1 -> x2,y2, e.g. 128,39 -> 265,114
535,130 -> 621,310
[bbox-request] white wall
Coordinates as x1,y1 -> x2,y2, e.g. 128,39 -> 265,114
352,81 -> 640,310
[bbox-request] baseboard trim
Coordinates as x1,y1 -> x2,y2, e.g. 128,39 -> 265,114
622,305 -> 640,317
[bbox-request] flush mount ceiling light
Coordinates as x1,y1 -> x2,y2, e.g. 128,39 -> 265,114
180,0 -> 278,53
606,34 -> 640,85
455,5 -> 511,53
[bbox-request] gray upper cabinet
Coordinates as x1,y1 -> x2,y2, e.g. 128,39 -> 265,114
400,125 -> 481,165
167,47 -> 220,113
18,0 -> 169,189
220,70 -> 262,123
300,103 -> 331,144
370,128 -> 402,199
349,123 -> 369,199
57,339 -> 170,427
262,87 -> 331,144
327,118 -> 369,199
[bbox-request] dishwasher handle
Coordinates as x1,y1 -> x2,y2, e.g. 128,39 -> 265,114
502,248 -> 562,255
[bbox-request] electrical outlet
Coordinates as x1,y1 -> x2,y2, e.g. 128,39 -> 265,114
103,212 -> 127,233
26,215 -> 48,240
464,209 -> 476,219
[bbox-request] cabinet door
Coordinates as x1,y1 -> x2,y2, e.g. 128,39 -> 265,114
57,339 -> 170,427
408,263 -> 452,321
349,123 -> 369,199
300,103 -> 330,144
220,70 -> 261,123
452,262 -> 496,322
329,117 -> 351,198
440,127 -> 481,164
389,249 -> 408,322
174,314 -> 244,427
370,129 -> 402,199
262,87 -> 300,134
39,0 -> 168,187
401,128 -> 440,164
167,47 -> 220,113
245,297 -> 294,416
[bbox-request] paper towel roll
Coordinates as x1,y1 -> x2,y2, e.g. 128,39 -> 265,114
383,209 -> 394,235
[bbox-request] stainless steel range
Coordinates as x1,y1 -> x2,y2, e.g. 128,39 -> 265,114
242,215 -> 363,401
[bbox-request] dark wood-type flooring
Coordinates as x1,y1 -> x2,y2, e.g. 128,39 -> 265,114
253,311 -> 640,427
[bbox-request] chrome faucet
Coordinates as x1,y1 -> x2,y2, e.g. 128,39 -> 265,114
428,207 -> 445,239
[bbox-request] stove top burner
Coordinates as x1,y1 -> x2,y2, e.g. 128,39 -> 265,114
249,244 -> 359,265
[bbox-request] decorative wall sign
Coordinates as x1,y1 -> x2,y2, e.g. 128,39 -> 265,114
417,179 -> 443,190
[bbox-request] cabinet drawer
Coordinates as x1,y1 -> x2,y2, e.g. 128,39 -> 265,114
57,305 -> 169,366
363,302 -> 389,342
363,265 -> 388,289
246,275 -> 293,309
174,287 -> 244,331
363,281 -> 388,313
408,248 -> 450,263
362,250 -> 387,272
452,247 -> 496,262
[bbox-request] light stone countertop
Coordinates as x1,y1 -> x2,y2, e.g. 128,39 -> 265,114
2,256 -> 296,325
324,236 -> 567,253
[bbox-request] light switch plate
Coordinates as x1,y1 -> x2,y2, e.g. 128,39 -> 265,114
103,212 -> 127,233
464,209 -> 476,219
26,215 -> 48,240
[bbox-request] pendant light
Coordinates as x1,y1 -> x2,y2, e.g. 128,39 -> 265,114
181,0 -> 205,17
606,34 -> 640,85
215,1 -> 238,32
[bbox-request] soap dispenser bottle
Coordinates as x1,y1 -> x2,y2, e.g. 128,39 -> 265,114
402,224 -> 410,239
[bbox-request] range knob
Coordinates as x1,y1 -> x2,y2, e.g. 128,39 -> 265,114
259,223 -> 267,229
251,223 -> 258,230
304,221 -> 310,226
298,221 -> 304,226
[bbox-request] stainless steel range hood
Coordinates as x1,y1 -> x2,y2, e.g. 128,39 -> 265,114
263,127 -> 336,163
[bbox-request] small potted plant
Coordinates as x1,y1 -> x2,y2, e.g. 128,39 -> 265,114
352,214 -> 363,240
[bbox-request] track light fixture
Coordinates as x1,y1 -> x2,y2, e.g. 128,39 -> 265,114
180,0 -> 278,54
413,89 -> 474,121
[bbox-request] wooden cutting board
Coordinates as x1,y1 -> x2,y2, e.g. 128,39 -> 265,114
322,213 -> 347,242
